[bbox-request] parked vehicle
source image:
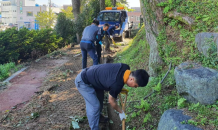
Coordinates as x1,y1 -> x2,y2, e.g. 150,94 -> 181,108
97,7 -> 133,42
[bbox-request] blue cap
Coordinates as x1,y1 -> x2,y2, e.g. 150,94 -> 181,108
115,23 -> 119,27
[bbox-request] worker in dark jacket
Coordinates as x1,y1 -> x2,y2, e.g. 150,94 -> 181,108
75,63 -> 150,130
96,23 -> 109,63
80,19 -> 101,69
107,23 -> 120,39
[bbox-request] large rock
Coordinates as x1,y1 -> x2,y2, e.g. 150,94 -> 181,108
195,32 -> 218,57
158,109 -> 202,130
174,62 -> 218,105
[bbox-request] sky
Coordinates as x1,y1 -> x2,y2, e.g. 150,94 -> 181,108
27,0 -> 140,7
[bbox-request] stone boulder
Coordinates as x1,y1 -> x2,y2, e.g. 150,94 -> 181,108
157,109 -> 202,130
195,32 -> 218,57
174,62 -> 218,105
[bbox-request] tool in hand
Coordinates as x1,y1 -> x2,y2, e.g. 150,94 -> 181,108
110,36 -> 118,48
119,88 -> 129,130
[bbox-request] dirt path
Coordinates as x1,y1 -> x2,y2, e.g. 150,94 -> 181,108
0,46 -> 89,130
0,39 -> 129,130
0,58 -> 69,111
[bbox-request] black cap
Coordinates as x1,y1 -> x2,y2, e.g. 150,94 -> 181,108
132,69 -> 149,87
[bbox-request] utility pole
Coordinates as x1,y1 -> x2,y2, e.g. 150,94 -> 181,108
48,0 -> 51,9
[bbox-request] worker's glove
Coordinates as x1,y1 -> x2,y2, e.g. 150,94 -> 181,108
110,35 -> 113,39
119,111 -> 126,121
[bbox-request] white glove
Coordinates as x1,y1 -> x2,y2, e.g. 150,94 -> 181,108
110,35 -> 113,39
119,111 -> 126,121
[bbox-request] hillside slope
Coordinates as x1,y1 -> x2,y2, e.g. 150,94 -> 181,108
114,1 -> 218,129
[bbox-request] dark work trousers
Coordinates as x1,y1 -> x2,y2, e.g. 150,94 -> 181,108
80,41 -> 98,69
75,71 -> 105,129
75,71 -> 100,130
96,43 -> 102,64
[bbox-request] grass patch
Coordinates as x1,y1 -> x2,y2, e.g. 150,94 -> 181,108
114,25 -> 150,70
0,62 -> 22,81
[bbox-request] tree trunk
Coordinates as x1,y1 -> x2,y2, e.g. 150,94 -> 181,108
100,0 -> 105,11
72,0 -> 80,20
104,36 -> 111,52
72,0 -> 81,44
111,0 -> 116,7
140,0 -> 165,77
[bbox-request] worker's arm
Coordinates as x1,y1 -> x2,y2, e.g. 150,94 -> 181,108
107,26 -> 115,36
108,94 -> 123,113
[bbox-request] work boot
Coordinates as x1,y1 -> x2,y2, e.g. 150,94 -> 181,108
99,114 -> 109,123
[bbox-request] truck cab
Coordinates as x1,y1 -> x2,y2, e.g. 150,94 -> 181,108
97,7 -> 132,42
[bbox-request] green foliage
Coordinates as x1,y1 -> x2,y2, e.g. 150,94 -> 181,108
0,27 -> 63,64
160,92 -> 179,113
131,112 -> 137,118
177,98 -> 186,109
143,113 -> 152,123
116,2 -> 134,12
159,0 -> 218,31
157,28 -> 182,65
0,62 -> 17,81
157,0 -> 218,70
114,25 -> 149,69
61,6 -> 74,19
153,82 -> 161,92
55,13 -> 74,45
157,0 -> 183,14
105,0 -> 113,7
188,102 -> 200,111
187,120 -> 198,126
186,103 -> 218,126
135,100 -> 150,111
35,9 -> 57,29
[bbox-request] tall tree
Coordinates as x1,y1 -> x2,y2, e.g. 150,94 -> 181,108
55,13 -> 74,46
100,0 -> 105,11
72,0 -> 81,44
140,0 -> 164,76
35,9 -> 56,29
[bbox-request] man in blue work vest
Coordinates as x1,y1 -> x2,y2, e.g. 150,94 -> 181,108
96,23 -> 109,63
80,19 -> 100,69
75,63 -> 150,130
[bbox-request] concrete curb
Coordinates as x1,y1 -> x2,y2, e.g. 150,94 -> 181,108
73,53 -> 82,57
3,67 -> 29,83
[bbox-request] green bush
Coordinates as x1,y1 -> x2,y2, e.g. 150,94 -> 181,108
55,12 -> 74,45
0,27 -> 63,64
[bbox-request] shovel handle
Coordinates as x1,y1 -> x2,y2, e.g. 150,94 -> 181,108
119,93 -> 128,130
